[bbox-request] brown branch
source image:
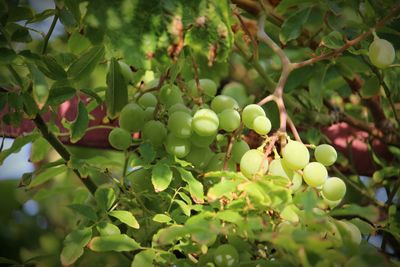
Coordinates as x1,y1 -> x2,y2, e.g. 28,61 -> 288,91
291,4 -> 400,69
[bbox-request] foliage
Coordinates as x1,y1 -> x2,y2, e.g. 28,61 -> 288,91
1,0 -> 400,266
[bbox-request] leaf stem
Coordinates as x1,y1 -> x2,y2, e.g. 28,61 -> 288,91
42,13 -> 59,55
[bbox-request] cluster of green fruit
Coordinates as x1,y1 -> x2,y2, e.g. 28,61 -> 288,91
107,79 -> 271,172
240,139 -> 346,204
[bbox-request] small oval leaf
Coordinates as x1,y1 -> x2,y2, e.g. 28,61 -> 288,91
89,234 -> 140,252
109,210 -> 140,229
70,100 -> 89,143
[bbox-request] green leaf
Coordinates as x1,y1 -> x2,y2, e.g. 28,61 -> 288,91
60,244 -> 84,266
89,234 -> 140,252
29,165 -> 68,188
330,204 -> 380,223
65,227 -> 93,247
177,168 -> 204,204
279,8 -> 312,44
131,250 -> 155,267
0,47 -> 17,63
8,6 -> 33,22
216,210 -> 243,223
0,133 -> 40,165
153,214 -> 172,223
308,64 -> 328,111
68,31 -> 91,55
70,101 -> 89,143
105,57 -> 128,119
22,92 -> 39,118
37,55 -> 67,80
28,64 -> 49,109
174,199 -> 191,216
30,137 -> 51,162
138,143 -> 156,164
58,6 -> 78,30
109,210 -> 140,229
67,45 -> 105,80
0,257 -> 19,265
61,227 -> 92,266
151,163 -> 173,192
322,31 -> 344,49
47,86 -> 76,106
154,225 -> 187,246
68,203 -> 98,221
27,9 -> 56,24
10,23 -> 32,42
80,88 -> 103,104
95,187 -> 116,211
207,180 -> 239,202
96,222 -> 121,236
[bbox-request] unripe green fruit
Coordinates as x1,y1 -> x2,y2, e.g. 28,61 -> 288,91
168,111 -> 192,138
168,103 -> 191,116
368,38 -> 395,69
190,131 -> 215,148
119,103 -> 145,132
137,92 -> 157,108
206,153 -> 236,172
218,109 -> 240,132
253,116 -> 271,135
211,95 -> 239,113
165,134 -> 191,158
159,84 -> 183,107
188,79 -> 217,98
231,139 -> 250,163
108,128 -> 131,150
315,144 -> 337,166
322,177 -> 346,201
240,149 -> 268,178
142,120 -> 167,147
242,104 -> 266,129
213,244 -> 239,267
282,140 -> 310,170
192,109 -> 219,136
302,162 -> 328,187
222,82 -> 249,108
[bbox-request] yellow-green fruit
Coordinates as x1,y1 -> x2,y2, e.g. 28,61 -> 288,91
242,104 -> 266,129
240,149 -> 268,178
368,38 -> 395,69
302,162 -> 328,187
165,134 -> 191,158
282,140 -> 310,170
192,109 -> 219,136
315,144 -> 337,166
119,103 -> 145,132
108,128 -> 131,150
322,177 -> 346,201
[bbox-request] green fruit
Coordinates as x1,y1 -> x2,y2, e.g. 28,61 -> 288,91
368,38 -> 395,69
190,131 -> 216,148
168,103 -> 191,116
185,147 -> 213,169
138,92 -> 157,108
192,108 -> 219,136
290,172 -> 303,191
315,144 -> 337,166
282,140 -> 310,170
253,116 -> 271,135
268,158 -> 292,180
218,109 -> 241,132
143,107 -> 155,122
188,79 -> 217,98
222,82 -> 249,108
165,134 -> 191,158
322,177 -> 346,201
213,244 -> 239,267
242,104 -> 265,129
119,103 -> 145,132
168,111 -> 192,138
108,128 -> 131,150
302,162 -> 327,187
337,220 -> 362,244
211,95 -> 239,113
159,84 -> 183,107
231,139 -> 250,163
240,149 -> 268,178
206,153 -> 236,172
142,120 -> 167,147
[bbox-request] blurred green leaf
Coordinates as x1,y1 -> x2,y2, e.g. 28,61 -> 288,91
154,225 -> 187,246
0,47 -> 16,63
47,85 -> 76,106
97,222 -> 121,236
69,203 -> 98,221
95,187 -> 116,211
109,210 -> 140,229
330,204 -> 380,223
68,31 -> 91,54
207,180 -> 239,202
67,45 -> 104,80
30,137 -> 51,162
70,101 -> 89,143
361,76 -> 380,98
89,234 -> 140,252
37,55 -> 67,80
322,31 -> 344,49
279,8 -> 312,44
0,133 -> 40,165
131,250 -> 155,267
28,64 -> 49,109
60,244 -> 84,266
29,165 -> 67,188
153,214 -> 172,223
27,9 -> 55,24
106,57 -> 128,119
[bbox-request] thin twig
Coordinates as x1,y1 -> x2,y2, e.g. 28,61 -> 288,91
291,4 -> 400,69
42,13 -> 59,54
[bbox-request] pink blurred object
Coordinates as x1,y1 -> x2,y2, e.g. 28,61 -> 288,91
1,95 -> 118,148
322,122 -> 390,176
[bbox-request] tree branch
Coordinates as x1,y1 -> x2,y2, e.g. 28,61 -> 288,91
291,4 -> 400,69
